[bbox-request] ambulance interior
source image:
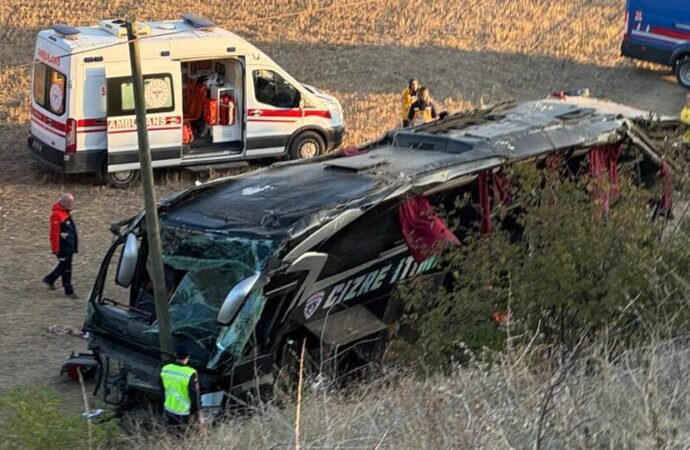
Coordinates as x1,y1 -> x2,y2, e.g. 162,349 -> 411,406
181,58 -> 243,154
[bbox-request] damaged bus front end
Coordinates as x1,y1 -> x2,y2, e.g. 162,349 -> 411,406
86,210 -> 281,415
84,160 -> 409,417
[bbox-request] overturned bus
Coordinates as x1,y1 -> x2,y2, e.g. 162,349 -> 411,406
83,95 -> 674,415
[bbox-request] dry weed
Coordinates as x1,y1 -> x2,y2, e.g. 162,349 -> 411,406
121,338 -> 690,449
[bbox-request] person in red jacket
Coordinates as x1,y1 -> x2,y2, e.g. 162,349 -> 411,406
42,193 -> 79,298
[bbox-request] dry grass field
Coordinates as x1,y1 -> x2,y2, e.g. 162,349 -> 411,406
0,0 -> 685,396
128,340 -> 690,449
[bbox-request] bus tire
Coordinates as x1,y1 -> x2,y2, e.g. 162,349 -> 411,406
288,131 -> 325,160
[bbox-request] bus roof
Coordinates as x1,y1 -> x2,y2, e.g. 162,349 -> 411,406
159,97 -> 657,242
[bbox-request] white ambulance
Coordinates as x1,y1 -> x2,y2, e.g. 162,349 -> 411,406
28,15 -> 344,187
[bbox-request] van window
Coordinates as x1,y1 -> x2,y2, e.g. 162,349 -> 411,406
252,69 -> 300,108
33,62 -> 66,115
107,73 -> 175,116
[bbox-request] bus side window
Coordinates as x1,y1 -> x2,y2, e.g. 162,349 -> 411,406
317,202 -> 404,280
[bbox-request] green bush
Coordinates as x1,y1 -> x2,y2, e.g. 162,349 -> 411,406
0,385 -> 119,450
399,161 -> 690,370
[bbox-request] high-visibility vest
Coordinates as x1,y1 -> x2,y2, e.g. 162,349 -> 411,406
401,88 -> 418,121
681,106 -> 690,144
160,363 -> 197,416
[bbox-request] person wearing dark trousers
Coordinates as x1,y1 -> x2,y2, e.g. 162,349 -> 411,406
43,193 -> 79,299
407,86 -> 447,127
160,344 -> 203,437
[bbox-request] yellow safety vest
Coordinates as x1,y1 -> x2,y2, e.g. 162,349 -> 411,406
680,106 -> 690,144
401,88 -> 418,121
160,363 -> 197,416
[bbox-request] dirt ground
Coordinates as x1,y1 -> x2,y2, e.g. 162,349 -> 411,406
0,0 -> 686,395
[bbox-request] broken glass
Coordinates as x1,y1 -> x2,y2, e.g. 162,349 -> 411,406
208,288 -> 267,369
143,226 -> 278,358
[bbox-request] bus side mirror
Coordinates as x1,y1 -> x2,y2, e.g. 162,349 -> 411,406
115,234 -> 139,287
217,273 -> 261,326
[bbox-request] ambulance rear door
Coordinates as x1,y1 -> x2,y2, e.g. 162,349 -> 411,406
30,38 -> 70,152
104,61 -> 183,172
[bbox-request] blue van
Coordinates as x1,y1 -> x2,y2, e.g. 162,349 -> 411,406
621,0 -> 690,88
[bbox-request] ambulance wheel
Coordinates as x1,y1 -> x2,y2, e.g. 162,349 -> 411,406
104,167 -> 140,189
676,56 -> 690,89
289,131 -> 325,160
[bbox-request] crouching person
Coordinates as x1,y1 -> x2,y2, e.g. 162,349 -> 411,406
407,87 -> 448,127
160,344 -> 204,436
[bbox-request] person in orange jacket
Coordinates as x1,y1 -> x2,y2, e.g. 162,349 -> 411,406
401,78 -> 420,128
42,193 -> 79,298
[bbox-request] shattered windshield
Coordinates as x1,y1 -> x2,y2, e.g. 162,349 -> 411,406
142,227 -> 277,351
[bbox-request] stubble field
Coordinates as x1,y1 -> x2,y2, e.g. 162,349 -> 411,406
0,0 -> 685,392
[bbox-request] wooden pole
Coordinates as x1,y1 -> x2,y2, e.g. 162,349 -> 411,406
126,19 -> 174,361
294,339 -> 306,450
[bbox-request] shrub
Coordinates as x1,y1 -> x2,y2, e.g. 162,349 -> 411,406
399,161 -> 690,370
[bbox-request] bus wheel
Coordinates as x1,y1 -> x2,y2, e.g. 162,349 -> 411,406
103,166 -> 140,189
289,131 -> 325,160
676,56 -> 690,89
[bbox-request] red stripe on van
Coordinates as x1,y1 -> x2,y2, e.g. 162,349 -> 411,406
107,125 -> 181,134
77,128 -> 107,134
248,118 -> 298,123
31,117 -> 66,137
77,118 -> 107,128
248,109 -> 331,119
31,106 -> 66,132
651,26 -> 690,41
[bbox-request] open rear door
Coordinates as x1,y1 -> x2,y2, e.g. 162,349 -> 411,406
105,61 -> 183,172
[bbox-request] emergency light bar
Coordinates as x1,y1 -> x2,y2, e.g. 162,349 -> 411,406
99,19 -> 151,38
181,14 -> 216,29
51,24 -> 80,39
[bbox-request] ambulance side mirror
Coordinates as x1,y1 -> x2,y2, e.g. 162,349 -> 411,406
116,234 -> 139,287
217,273 -> 261,325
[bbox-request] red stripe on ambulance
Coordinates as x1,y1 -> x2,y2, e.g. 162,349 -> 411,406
248,118 -> 298,123
77,128 -> 107,134
248,109 -> 331,119
77,118 -> 107,128
30,106 -> 66,133
31,117 -> 66,137
107,116 -> 182,133
107,125 -> 181,134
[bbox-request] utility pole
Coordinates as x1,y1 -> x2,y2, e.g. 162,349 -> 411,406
126,19 -> 174,361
